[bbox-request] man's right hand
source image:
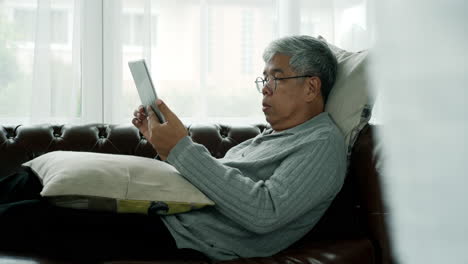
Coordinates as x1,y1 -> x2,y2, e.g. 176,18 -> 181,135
132,105 -> 152,145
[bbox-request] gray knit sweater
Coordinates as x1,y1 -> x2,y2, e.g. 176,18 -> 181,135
162,112 -> 346,260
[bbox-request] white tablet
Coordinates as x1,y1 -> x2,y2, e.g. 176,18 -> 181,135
128,59 -> 166,123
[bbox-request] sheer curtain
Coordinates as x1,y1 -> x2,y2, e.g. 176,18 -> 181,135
0,0 -> 82,124
0,0 -> 371,125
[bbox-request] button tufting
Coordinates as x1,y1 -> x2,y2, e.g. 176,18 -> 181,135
5,128 -> 15,139
219,126 -> 229,138
52,126 -> 63,137
98,127 -> 108,139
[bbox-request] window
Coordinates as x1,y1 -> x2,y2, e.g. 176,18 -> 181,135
12,7 -> 70,45
13,8 -> 35,42
0,0 -> 371,125
241,9 -> 254,74
51,9 -> 69,44
122,13 -> 158,47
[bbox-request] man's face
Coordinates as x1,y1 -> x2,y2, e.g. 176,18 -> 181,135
262,54 -> 311,131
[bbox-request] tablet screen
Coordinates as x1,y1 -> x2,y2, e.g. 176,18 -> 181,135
128,59 -> 165,123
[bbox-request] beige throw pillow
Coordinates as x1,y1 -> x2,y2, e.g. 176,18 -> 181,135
22,151 -> 215,215
319,36 -> 374,155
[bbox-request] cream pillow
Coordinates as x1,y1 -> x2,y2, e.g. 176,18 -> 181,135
22,151 -> 215,215
319,36 -> 374,155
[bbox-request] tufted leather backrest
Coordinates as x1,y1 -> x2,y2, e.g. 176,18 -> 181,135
0,123 -> 268,176
0,122 -> 391,263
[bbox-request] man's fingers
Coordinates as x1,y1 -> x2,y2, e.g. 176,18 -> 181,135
134,109 -> 147,121
138,105 -> 147,117
146,106 -> 160,125
146,106 -> 155,118
155,99 -> 178,123
132,118 -> 141,127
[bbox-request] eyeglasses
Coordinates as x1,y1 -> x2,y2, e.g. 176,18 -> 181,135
254,75 -> 312,93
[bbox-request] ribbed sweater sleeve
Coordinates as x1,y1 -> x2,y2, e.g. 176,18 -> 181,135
166,136 -> 340,234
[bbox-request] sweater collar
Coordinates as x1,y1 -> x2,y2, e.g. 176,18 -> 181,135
262,112 -> 330,136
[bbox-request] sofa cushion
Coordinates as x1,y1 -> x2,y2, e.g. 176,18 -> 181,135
22,151 -> 214,215
320,36 -> 375,156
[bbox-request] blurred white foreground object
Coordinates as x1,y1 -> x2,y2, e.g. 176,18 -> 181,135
370,0 -> 468,263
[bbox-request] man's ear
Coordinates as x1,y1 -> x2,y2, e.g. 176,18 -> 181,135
304,76 -> 322,103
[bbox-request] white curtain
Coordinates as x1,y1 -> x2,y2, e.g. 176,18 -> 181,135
0,0 -> 82,124
0,0 -> 371,125
371,0 -> 468,263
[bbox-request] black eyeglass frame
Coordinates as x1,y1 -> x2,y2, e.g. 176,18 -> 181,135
255,75 -> 313,93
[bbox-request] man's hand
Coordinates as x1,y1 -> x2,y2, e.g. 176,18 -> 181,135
144,99 -> 188,160
132,105 -> 154,145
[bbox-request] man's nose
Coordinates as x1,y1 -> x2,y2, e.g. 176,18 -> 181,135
262,84 -> 272,96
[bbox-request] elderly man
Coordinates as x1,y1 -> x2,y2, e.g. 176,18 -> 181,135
0,36 -> 344,260
132,35 -> 346,260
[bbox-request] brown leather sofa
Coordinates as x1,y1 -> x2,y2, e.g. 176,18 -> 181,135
0,122 -> 393,264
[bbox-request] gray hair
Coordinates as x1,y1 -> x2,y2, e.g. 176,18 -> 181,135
263,35 -> 338,104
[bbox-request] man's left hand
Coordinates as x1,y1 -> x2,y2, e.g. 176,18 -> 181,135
146,99 -> 188,161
